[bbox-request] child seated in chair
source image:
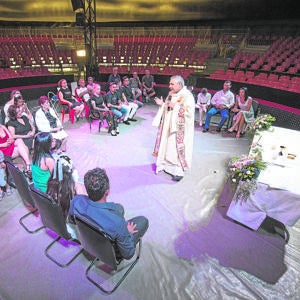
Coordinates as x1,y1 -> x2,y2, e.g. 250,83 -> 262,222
47,154 -> 85,238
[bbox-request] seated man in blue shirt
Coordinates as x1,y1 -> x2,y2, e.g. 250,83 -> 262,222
69,167 -> 149,260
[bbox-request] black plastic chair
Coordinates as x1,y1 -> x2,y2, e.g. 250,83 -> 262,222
30,186 -> 83,267
252,99 -> 261,118
6,160 -> 44,234
74,215 -> 142,294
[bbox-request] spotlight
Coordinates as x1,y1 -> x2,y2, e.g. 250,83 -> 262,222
76,50 -> 86,57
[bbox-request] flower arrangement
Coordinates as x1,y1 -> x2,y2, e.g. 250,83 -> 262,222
227,155 -> 267,202
248,114 -> 276,134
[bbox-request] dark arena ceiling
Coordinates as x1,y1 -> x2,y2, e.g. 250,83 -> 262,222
0,0 -> 298,24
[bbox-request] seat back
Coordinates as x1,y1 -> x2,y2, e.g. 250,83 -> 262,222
252,100 -> 260,118
0,107 -> 5,125
29,185 -> 72,240
6,161 -> 35,207
75,215 -> 118,270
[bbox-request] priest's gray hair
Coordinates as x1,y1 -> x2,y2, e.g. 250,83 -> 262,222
170,75 -> 185,87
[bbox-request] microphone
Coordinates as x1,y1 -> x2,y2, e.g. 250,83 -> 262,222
167,95 -> 172,111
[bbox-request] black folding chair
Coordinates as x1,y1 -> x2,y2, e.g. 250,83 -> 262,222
74,215 -> 142,294
30,186 -> 83,267
6,160 -> 44,234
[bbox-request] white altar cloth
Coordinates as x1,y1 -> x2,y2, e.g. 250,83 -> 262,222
227,126 -> 300,230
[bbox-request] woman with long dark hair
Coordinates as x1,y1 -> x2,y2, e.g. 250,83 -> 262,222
7,105 -> 35,151
0,124 -> 31,174
47,155 -> 74,219
228,87 -> 255,138
31,132 -> 54,193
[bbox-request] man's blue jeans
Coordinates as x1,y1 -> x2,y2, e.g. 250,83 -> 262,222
204,107 -> 229,129
110,106 -> 128,119
115,204 -> 149,245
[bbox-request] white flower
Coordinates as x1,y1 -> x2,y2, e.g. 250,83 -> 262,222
232,178 -> 236,183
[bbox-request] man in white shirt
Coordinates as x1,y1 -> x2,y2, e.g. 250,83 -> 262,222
202,80 -> 235,132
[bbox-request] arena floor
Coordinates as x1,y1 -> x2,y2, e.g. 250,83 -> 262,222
0,104 -> 299,300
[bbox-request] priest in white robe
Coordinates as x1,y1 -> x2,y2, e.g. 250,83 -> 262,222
153,75 -> 195,181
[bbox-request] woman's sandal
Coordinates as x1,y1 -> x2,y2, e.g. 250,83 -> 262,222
6,187 -> 13,196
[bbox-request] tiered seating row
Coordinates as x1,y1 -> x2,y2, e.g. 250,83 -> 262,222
209,69 -> 300,93
0,35 -> 78,78
228,36 -> 300,76
98,36 -> 211,70
0,34 -> 211,80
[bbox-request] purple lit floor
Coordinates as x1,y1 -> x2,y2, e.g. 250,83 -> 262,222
1,104 -> 300,299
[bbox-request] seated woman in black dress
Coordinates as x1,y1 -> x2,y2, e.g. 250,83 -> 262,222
90,83 -> 118,136
7,105 -> 35,151
57,78 -> 85,121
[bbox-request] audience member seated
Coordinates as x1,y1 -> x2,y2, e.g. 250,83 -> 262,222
35,96 -> 68,152
121,76 -> 142,121
86,76 -> 97,91
46,154 -> 82,238
202,80 -> 235,133
7,105 -> 35,151
115,79 -> 132,123
31,132 -> 54,193
50,138 -> 85,196
228,87 -> 255,138
3,90 -> 21,124
90,84 -> 118,136
108,66 -> 121,83
57,79 -> 85,121
74,78 -> 90,103
13,93 -> 34,124
47,155 -> 75,219
0,124 -> 31,175
69,167 -> 149,259
195,88 -> 211,127
142,69 -> 156,102
106,82 -> 130,127
129,72 -> 142,100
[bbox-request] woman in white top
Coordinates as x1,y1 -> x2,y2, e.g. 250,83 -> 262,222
35,96 -> 68,151
228,87 -> 255,138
